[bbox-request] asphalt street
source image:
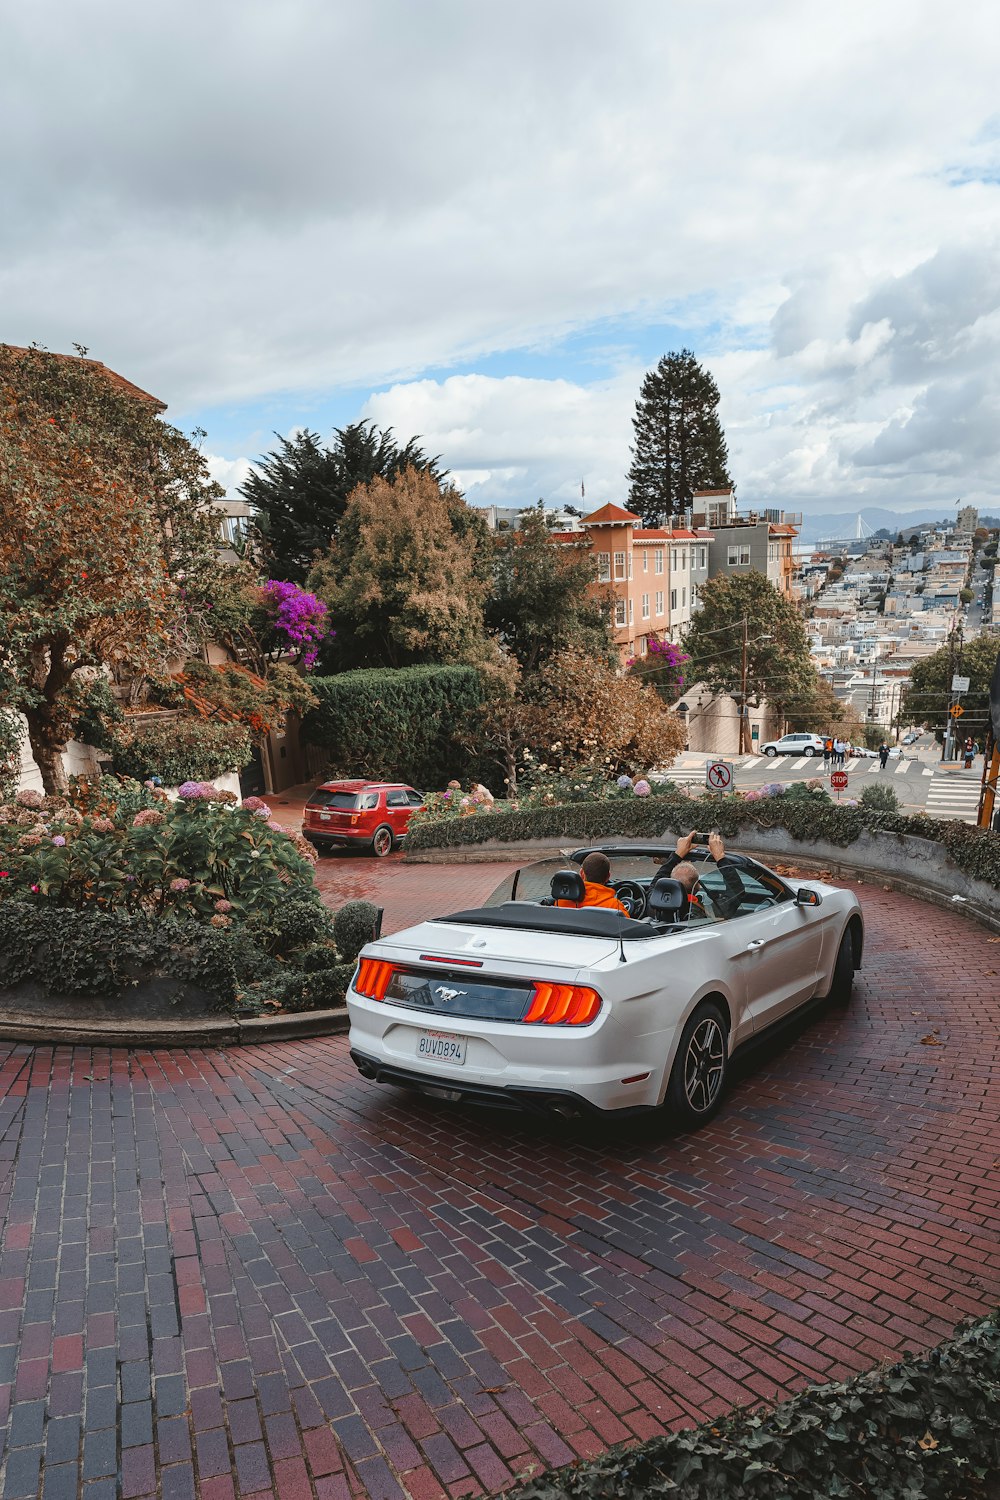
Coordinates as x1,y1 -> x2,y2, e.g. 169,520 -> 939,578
665,740 -> 987,822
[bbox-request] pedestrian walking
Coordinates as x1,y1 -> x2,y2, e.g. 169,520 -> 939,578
833,737 -> 845,767
823,735 -> 833,768
963,736 -> 975,770
878,742 -> 889,770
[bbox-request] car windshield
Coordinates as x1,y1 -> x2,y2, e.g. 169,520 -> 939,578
308,790 -> 361,809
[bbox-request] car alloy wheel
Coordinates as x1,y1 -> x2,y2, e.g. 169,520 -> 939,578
804,746 -> 816,756
371,825 -> 394,858
764,747 -> 777,757
665,1000 -> 728,1128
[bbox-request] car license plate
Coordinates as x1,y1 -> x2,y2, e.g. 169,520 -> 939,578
319,812 -> 331,821
416,1031 -> 467,1065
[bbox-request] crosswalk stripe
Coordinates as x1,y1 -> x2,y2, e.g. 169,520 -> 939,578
923,767 -> 935,777
791,757 -> 809,769
867,761 -> 881,774
894,760 -> 908,774
743,757 -> 762,769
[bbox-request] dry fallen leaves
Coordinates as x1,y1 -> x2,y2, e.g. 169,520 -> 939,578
920,1032 -> 943,1046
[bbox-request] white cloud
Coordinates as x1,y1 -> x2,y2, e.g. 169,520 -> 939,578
3,1 -> 1000,515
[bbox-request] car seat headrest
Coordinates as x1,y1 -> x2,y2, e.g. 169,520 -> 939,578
550,869 -> 586,904
647,876 -> 686,921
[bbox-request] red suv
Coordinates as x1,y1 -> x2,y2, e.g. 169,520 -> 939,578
302,780 -> 424,857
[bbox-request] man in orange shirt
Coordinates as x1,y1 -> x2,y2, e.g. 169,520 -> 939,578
557,852 -> 629,914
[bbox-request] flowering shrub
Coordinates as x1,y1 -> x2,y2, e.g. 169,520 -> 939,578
259,580 -> 331,669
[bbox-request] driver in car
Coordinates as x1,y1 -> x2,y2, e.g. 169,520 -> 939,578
556,851 -> 629,914
655,831 -> 743,921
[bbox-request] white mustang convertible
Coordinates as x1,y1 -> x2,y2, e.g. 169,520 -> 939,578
347,843 -> 864,1127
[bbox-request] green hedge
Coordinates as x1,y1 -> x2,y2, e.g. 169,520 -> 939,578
111,716 -> 253,783
407,794 -> 1000,892
0,896 -> 353,1015
302,664 -> 485,787
503,1309 -> 1000,1500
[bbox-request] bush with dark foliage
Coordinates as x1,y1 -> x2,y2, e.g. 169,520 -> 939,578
503,1310 -> 1000,1500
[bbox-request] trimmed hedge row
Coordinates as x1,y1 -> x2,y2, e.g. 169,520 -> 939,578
302,664 -> 485,788
407,795 -> 1000,892
503,1309 -> 1000,1500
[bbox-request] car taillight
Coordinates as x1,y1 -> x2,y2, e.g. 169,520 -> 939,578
354,958 -> 396,1000
523,983 -> 601,1026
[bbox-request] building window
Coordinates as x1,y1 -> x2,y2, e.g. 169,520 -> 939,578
681,587 -> 686,607
699,547 -> 706,568
641,592 -> 649,619
614,599 -> 627,627
627,553 -> 633,580
614,551 -> 626,580
670,588 -> 678,611
671,549 -> 678,570
638,635 -> 647,655
691,581 -> 699,606
654,548 -> 664,574
655,590 -> 664,615
597,552 -> 610,582
681,550 -> 687,570
727,545 -> 751,566
642,551 -> 648,573
628,598 -> 634,625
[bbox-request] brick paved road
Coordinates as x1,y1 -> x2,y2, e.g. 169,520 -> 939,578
1,870 -> 999,1500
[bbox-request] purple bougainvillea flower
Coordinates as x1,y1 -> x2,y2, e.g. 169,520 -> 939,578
51,835 -> 66,846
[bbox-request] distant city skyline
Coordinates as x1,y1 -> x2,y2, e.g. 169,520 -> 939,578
5,2 -> 1000,519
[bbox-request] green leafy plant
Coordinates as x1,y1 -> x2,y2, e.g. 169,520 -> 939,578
504,1308 -> 1000,1500
303,664 -> 486,787
332,900 -> 382,964
110,715 -> 253,783
860,781 -> 900,813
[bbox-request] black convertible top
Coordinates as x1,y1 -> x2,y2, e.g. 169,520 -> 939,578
432,903 -> 667,941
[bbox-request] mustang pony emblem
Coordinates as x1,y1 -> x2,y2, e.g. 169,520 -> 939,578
435,985 -> 466,1003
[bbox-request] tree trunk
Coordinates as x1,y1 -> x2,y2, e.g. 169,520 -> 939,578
23,708 -> 70,796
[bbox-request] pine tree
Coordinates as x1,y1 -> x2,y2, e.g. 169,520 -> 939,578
241,421 -> 442,583
627,350 -> 732,527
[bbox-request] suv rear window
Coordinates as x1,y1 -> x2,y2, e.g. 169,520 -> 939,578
308,790 -> 361,810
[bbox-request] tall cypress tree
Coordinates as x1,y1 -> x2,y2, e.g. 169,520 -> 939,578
627,350 -> 732,527
241,421 -> 442,583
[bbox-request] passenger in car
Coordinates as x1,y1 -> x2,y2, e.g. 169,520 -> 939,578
556,852 -> 629,914
655,831 -> 743,920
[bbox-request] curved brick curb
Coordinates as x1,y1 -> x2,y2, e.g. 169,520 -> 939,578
0,1004 -> 349,1049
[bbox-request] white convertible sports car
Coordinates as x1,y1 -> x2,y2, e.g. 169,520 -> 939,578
347,843 -> 864,1127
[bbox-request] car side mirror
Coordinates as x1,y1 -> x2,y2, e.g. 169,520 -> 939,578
795,888 -> 821,907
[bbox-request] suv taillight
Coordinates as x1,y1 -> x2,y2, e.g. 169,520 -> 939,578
355,958 -> 396,1000
523,983 -> 601,1026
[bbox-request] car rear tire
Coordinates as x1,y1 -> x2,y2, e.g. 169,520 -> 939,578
764,747 -> 778,757
664,1001 -> 729,1128
371,825 -> 394,858
829,929 -> 855,1005
804,746 -> 816,756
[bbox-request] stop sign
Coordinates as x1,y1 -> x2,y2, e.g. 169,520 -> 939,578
830,770 -> 848,791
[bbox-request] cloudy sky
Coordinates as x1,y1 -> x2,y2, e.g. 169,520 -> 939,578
4,0 -> 1000,522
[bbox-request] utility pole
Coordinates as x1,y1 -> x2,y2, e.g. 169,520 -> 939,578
739,616 -> 749,755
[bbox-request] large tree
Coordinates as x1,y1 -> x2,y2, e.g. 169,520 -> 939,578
241,421 -> 442,583
901,632 -> 999,740
308,467 -> 493,670
681,571 -> 815,723
485,504 -> 615,673
627,350 -> 732,527
0,345 -> 227,793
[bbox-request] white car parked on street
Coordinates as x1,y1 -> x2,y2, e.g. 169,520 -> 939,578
347,844 -> 863,1127
760,732 -> 826,758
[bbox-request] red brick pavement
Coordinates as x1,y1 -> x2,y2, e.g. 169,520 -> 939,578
0,874 -> 999,1498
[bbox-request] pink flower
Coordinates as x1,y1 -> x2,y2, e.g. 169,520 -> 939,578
169,878 -> 191,893
633,779 -> 651,797
91,817 -> 116,834
16,789 -> 44,808
30,883 -> 40,893
210,913 -> 231,928
51,835 -> 66,847
242,797 -> 270,815
214,899 -> 233,914
132,809 -> 165,827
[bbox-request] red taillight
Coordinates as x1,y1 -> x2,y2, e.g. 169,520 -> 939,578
354,958 -> 395,1000
523,983 -> 601,1026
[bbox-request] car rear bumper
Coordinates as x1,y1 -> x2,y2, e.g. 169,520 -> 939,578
349,1049 -> 623,1116
347,994 -> 672,1113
